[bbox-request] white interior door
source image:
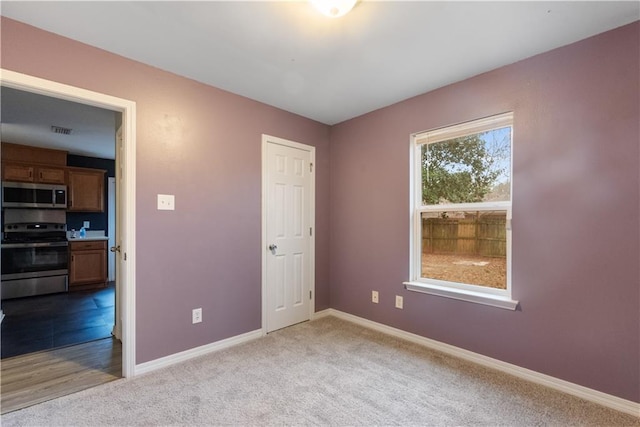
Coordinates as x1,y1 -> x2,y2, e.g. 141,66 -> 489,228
263,135 -> 315,333
111,126 -> 124,340
108,177 -> 116,281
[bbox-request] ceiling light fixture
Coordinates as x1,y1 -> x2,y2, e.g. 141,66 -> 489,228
309,0 -> 357,18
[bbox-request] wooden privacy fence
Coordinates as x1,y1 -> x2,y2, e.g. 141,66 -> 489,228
422,213 -> 506,258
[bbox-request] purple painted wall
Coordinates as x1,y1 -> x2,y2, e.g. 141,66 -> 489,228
329,21 -> 639,402
2,16 -> 638,403
1,17 -> 331,363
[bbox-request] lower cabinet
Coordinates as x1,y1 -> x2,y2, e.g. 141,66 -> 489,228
69,240 -> 107,290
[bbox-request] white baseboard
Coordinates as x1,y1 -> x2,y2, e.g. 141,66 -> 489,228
322,309 -> 640,417
135,310 -> 332,376
311,308 -> 333,320
134,329 -> 263,376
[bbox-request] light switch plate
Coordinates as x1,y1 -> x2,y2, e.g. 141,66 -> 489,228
157,194 -> 175,210
83,221 -> 90,229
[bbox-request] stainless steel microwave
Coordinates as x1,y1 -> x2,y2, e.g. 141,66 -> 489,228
1,182 -> 67,209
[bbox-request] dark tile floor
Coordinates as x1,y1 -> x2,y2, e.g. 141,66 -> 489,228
1,283 -> 115,359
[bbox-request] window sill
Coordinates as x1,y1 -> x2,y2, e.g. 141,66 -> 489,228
403,281 -> 519,310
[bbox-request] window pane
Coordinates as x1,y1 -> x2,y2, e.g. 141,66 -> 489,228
421,127 -> 511,205
421,211 -> 507,289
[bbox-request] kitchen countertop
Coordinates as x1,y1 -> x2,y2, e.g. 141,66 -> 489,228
67,229 -> 107,241
68,236 -> 109,242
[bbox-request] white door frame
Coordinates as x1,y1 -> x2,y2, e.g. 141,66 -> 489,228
261,134 -> 315,334
0,69 -> 137,378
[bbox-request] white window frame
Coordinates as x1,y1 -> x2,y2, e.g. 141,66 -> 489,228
404,112 -> 519,310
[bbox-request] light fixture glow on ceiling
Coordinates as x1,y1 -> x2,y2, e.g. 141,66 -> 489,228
309,0 -> 357,18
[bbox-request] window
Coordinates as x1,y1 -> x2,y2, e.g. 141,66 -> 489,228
404,112 -> 518,310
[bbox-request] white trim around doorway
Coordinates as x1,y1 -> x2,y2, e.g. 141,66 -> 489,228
0,69 -> 137,378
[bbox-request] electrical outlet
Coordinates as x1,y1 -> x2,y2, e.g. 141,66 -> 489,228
395,295 -> 403,309
192,308 -> 202,324
372,290 -> 379,304
83,221 -> 90,229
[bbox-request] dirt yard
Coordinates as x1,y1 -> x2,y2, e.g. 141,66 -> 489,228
421,253 -> 506,289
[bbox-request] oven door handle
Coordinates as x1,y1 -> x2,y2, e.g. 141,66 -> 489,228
1,242 -> 69,248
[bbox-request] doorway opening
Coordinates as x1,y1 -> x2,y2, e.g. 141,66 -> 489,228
0,69 -> 136,411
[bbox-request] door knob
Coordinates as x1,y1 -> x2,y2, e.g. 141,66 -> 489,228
268,244 -> 277,252
110,245 -> 121,253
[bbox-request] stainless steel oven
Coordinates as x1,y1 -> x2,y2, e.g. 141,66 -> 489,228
1,209 -> 68,300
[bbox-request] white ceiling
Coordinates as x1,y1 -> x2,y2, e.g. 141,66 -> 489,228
1,87 -> 118,160
1,1 -> 638,159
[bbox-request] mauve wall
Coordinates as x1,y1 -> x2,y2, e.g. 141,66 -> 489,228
2,15 -> 638,403
329,22 -> 639,402
0,17 -> 331,363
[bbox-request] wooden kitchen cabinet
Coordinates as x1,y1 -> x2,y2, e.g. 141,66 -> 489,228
2,163 -> 34,182
69,240 -> 107,290
67,167 -> 106,212
37,166 -> 67,184
2,142 -> 67,166
1,142 -> 67,184
2,162 -> 66,184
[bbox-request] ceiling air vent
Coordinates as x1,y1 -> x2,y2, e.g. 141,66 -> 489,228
51,125 -> 72,135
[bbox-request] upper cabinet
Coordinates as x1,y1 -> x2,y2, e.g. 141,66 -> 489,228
67,167 -> 106,212
2,163 -> 66,184
1,142 -> 67,184
2,142 -> 67,165
37,166 -> 67,184
2,142 -> 107,212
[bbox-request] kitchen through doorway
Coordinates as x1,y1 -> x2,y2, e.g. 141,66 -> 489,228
0,69 -> 137,409
1,88 -> 119,359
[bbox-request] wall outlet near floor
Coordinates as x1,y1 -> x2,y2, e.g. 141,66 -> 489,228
192,308 -> 202,324
395,295 -> 404,309
371,290 -> 379,304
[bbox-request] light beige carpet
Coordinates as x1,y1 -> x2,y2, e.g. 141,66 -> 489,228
2,316 -> 638,426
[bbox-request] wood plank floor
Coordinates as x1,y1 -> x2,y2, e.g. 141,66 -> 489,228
1,337 -> 121,414
1,284 -> 115,359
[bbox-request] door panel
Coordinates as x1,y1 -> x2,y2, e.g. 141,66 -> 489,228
265,138 -> 313,332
